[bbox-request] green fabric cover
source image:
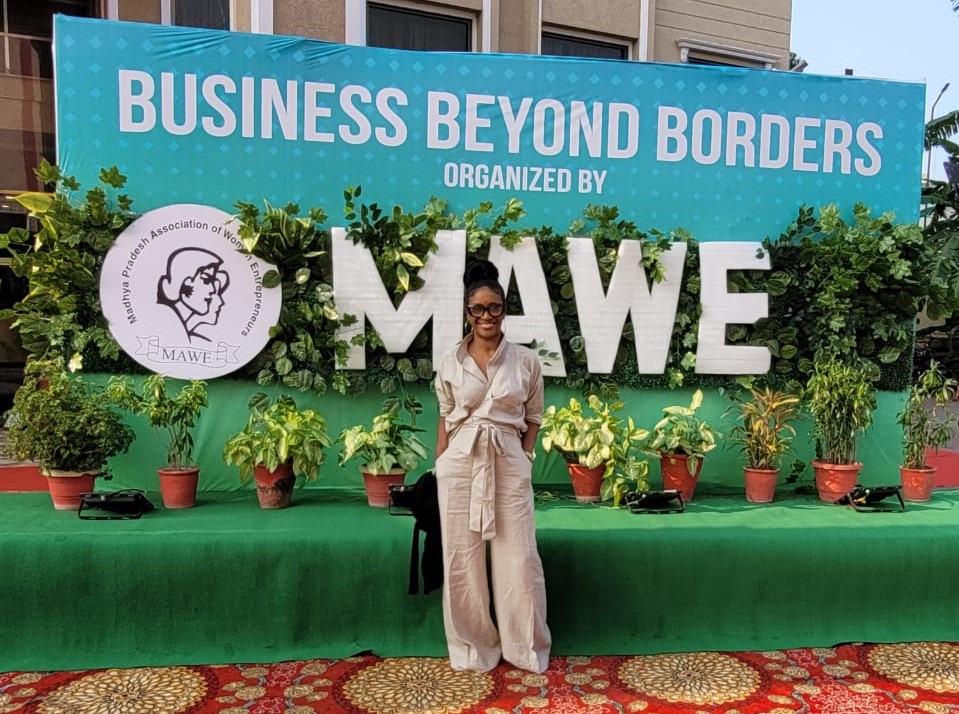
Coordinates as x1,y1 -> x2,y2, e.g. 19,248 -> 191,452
95,378 -> 907,492
2,487 -> 957,671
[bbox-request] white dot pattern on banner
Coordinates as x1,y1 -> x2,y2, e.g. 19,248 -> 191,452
55,17 -> 925,241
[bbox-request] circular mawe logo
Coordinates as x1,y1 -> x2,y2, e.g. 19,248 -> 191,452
99,204 -> 280,379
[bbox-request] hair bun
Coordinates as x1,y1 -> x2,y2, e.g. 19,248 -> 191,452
464,259 -> 499,286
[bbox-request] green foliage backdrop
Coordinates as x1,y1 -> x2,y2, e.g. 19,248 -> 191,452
3,162 -> 957,400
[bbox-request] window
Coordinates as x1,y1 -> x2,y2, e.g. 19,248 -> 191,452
676,38 -> 779,70
1,0 -> 92,79
542,32 -> 629,61
367,3 -> 472,52
173,0 -> 230,30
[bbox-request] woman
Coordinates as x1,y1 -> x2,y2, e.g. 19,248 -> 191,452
156,247 -> 230,343
434,259 -> 551,674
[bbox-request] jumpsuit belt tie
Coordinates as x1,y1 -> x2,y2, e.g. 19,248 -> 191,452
459,422 -> 513,541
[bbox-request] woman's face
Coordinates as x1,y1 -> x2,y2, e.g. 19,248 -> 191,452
466,286 -> 505,340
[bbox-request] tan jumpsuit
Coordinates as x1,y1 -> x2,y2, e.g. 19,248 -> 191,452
434,336 -> 552,673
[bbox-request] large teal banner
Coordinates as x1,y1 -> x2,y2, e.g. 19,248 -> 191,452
55,16 -> 925,239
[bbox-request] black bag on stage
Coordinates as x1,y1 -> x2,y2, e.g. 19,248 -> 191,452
390,470 -> 442,595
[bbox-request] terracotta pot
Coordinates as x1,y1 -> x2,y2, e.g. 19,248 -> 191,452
44,469 -> 97,510
361,467 -> 406,507
660,453 -> 703,503
253,462 -> 296,509
812,460 -> 862,503
157,467 -> 200,509
568,463 -> 605,503
744,467 -> 779,503
900,466 -> 936,502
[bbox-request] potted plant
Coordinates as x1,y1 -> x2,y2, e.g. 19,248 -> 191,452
603,417 -> 652,507
724,387 -> 801,503
806,358 -> 877,503
337,395 -> 429,507
897,360 -> 958,501
107,374 -> 208,509
4,360 -> 135,510
223,393 -> 333,509
541,395 -> 643,503
644,389 -> 719,503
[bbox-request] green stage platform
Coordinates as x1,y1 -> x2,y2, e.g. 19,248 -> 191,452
2,487 -> 958,672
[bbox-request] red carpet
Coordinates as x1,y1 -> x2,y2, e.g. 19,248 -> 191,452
3,643 -> 959,713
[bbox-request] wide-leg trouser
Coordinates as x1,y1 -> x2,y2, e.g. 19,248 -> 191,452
435,427 -> 551,673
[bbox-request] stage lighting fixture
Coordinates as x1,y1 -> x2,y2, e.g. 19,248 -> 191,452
837,485 -> 905,513
625,489 -> 685,514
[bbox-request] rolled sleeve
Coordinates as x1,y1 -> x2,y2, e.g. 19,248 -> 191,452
435,370 -> 455,417
524,352 -> 544,425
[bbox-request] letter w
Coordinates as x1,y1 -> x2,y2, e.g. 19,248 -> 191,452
566,238 -> 687,374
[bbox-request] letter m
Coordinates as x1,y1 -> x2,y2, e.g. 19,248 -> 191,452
332,228 -> 466,369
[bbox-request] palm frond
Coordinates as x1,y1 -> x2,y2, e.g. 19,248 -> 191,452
925,110 -> 959,150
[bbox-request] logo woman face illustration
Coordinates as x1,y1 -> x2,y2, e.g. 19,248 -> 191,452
157,248 -> 230,342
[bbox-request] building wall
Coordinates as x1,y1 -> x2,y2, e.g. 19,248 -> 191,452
117,0 -> 161,23
497,0 -> 537,54
274,0 -> 345,41
654,0 -> 791,68
103,1 -> 792,65
542,0 -> 644,49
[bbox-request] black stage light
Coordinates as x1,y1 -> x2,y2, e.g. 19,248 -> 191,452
625,489 -> 685,514
78,490 -> 155,520
837,485 -> 905,513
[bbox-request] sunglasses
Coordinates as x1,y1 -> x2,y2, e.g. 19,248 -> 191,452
466,302 -> 505,318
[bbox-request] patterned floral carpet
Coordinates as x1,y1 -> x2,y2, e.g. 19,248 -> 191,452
3,642 -> 959,713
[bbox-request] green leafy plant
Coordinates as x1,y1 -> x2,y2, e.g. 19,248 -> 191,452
222,392 -> 333,481
805,359 -> 877,464
107,375 -> 208,469
337,395 -> 429,474
0,161 -> 136,370
542,395 -> 651,505
343,185 -> 444,295
645,389 -> 720,473
603,417 -> 651,506
541,395 -> 626,471
742,203 -> 958,392
4,360 -> 134,473
1,160 -> 943,396
234,200 -> 355,395
898,360 -> 958,469
724,387 -> 800,470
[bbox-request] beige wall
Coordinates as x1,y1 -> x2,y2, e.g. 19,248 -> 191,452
234,0 -> 252,32
275,0 -> 345,41
498,0 -> 538,54
654,0 -> 791,68
542,0 -> 642,43
118,0 -> 161,24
